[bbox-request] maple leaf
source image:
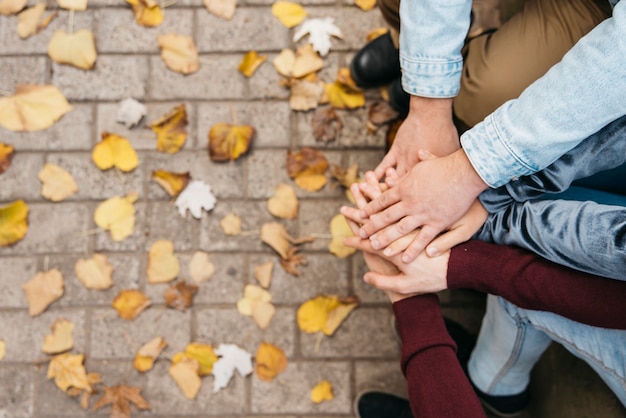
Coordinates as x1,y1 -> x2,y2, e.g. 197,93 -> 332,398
150,104 -> 188,154
38,163 -> 78,202
293,17 -> 343,56
147,239 -> 180,284
126,0 -> 163,27
151,170 -> 191,197
164,280 -> 198,311
42,318 -> 74,354
116,98 -> 146,129
23,269 -> 64,316
133,336 -> 166,373
238,51 -> 267,77
189,251 -> 215,284
254,261 -> 274,288
255,342 -> 287,382
157,34 -> 200,75
208,122 -> 255,162
0,199 -> 29,247
311,107 -> 342,143
94,193 -> 138,241
75,253 -> 114,290
48,29 -> 97,70
175,180 -> 216,219
267,183 -> 299,220
112,289 -> 151,320
271,1 -> 307,28
47,353 -> 91,393
92,384 -> 151,417
0,142 -> 14,175
0,84 -> 72,132
328,214 -> 356,258
204,0 -> 237,20
0,0 -> 26,15
92,132 -> 139,172
311,380 -> 334,403
212,344 -> 253,393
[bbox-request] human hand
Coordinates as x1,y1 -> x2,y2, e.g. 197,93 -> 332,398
425,199 -> 488,256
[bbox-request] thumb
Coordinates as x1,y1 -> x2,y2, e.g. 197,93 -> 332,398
417,149 -> 438,161
364,271 -> 406,293
426,227 -> 467,257
374,151 -> 398,180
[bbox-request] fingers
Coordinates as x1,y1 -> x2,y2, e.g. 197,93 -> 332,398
400,225 -> 440,263
374,151 -> 398,181
367,213 -> 422,250
363,271 -> 419,296
359,190 -> 403,236
426,225 -> 472,256
344,216 -> 361,236
349,183 -> 369,211
343,235 -> 377,253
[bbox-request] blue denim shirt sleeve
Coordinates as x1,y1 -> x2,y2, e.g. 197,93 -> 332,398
461,0 -> 626,188
399,0 -> 472,98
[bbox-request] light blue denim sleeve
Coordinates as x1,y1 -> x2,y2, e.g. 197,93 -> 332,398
461,0 -> 626,187
399,0 -> 472,98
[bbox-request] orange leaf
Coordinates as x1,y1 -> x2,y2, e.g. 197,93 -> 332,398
0,142 -> 15,174
238,51 -> 267,77
93,384 -> 151,416
126,0 -> 163,27
254,342 -> 287,382
133,336 -> 166,372
208,122 -> 255,162
286,147 -> 328,192
151,170 -> 191,197
112,289 -> 151,320
150,104 -> 188,154
164,280 -> 198,311
0,199 -> 29,247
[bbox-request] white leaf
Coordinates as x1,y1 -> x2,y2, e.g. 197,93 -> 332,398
175,180 -> 216,219
212,343 -> 253,393
116,98 -> 147,129
293,17 -> 342,57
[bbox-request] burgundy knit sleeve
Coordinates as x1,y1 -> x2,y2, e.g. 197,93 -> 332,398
393,294 -> 486,418
447,240 -> 626,329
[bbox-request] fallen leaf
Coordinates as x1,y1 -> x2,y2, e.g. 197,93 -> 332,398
189,251 -> 215,284
175,180 -> 216,219
336,67 -> 361,92
47,353 -> 91,393
212,344 -> 253,393
23,269 -> 64,316
297,295 -> 358,336
280,246 -> 307,276
289,79 -> 324,111
293,17 -> 342,56
150,104 -> 188,154
147,239 -> 180,284
42,318 -> 74,354
173,342 -> 218,376
354,0 -> 375,11
238,51 -> 266,77
254,261 -> 274,288
311,380 -> 334,403
157,34 -> 200,75
292,43 -> 324,78
255,342 -> 287,382
330,164 -> 359,189
116,98 -> 146,129
273,48 -> 295,77
203,0 -> 236,20
169,357 -> 202,399
367,100 -> 399,133
112,289 -> 151,320
220,212 -> 242,236
93,384 -> 151,417
0,199 -> 29,247
286,147 -> 328,192
237,284 -> 275,329
38,163 -> 78,202
94,192 -> 138,241
325,297 -> 359,335
0,142 -> 15,175
267,183 -> 298,219
0,340 -> 5,360
208,122 -> 254,162
164,280 -> 198,311
312,107 -> 342,143
133,336 -> 166,372
57,0 -> 87,10
260,222 -> 291,259
0,84 -> 72,131
17,3 -> 45,38
323,81 -> 365,109
74,254 -> 114,290
271,1 -> 307,28
92,132 -> 139,172
328,214 -> 356,258
366,27 -> 388,42
0,0 -> 26,15
126,0 -> 163,27
151,170 -> 191,197
48,29 -> 97,70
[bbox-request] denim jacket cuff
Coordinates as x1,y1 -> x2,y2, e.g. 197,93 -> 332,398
400,56 -> 462,98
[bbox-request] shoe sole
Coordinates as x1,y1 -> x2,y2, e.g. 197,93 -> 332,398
480,398 -> 525,418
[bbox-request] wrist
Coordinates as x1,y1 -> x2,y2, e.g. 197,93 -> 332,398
408,95 -> 453,116
452,149 -> 488,195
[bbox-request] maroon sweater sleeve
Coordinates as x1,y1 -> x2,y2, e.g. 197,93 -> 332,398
393,294 -> 486,418
448,240 -> 626,329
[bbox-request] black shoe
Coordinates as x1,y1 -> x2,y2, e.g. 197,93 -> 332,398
349,32 -> 401,89
354,391 -> 413,418
388,77 -> 410,116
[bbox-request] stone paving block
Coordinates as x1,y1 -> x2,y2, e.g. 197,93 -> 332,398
300,306 -> 399,358
0,152 -> 44,201
354,360 -> 407,398
0,309 -> 87,362
196,8 -> 290,52
94,201 -> 147,252
297,199 -> 345,251
0,104 -> 94,151
149,55 -> 246,100
345,149 -> 385,173
145,201 -> 199,251
95,8 -> 194,53
351,253 -> 389,304
247,53 -> 291,100
197,100 -> 292,149
0,364 -> 35,418
1,203 -> 90,255
53,55 -> 149,101
0,57 -> 48,89
194,307 -> 296,357
34,363 -> 91,418
90,306 -> 191,359
0,257 -> 37,309
251,361 -> 351,414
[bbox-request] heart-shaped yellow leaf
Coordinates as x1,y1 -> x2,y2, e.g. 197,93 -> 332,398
0,142 -> 15,175
157,34 -> 200,75
238,51 -> 266,77
271,1 -> 306,28
92,132 -> 139,172
0,199 -> 29,247
133,336 -> 166,372
169,358 -> 201,399
328,214 -> 356,258
255,342 -> 287,382
23,269 -> 64,317
267,183 -> 299,219
208,122 -> 255,162
203,0 -> 236,20
150,104 -> 188,154
48,29 -> 97,70
74,253 -> 114,290
42,318 -> 74,354
94,192 -> 138,241
0,0 -> 26,15
47,353 -> 91,392
112,289 -> 151,320
0,84 -> 72,132
147,239 -> 180,284
311,380 -> 334,403
126,0 -> 162,27
38,163 -> 78,202
151,170 -> 191,197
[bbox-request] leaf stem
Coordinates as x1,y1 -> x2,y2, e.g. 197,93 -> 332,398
69,9 -> 74,33
229,104 -> 238,125
314,332 -> 324,353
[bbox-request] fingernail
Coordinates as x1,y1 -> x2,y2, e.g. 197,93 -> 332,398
359,210 -> 367,219
383,248 -> 392,256
402,254 -> 411,263
418,149 -> 430,159
427,246 -> 439,257
359,228 -> 367,238
371,239 -> 380,249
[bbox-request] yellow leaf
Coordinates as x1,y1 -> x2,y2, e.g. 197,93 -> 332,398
0,0 -> 26,15
47,353 -> 91,393
289,79 -> 323,112
112,289 -> 151,320
0,199 -> 29,247
189,251 -> 215,284
126,0 -> 163,27
366,27 -> 388,42
0,84 -> 72,132
286,147 -> 328,192
169,358 -> 201,400
74,253 -> 114,290
133,336 -> 166,372
273,48 -> 295,77
336,67 -> 361,92
253,261 -> 274,288
267,183 -> 299,219
0,142 -> 15,175
251,300 -> 275,329
56,0 -> 87,10
157,33 -> 200,75
208,122 -> 254,162
254,342 -> 287,382
311,380 -> 334,403
38,163 -> 78,202
42,318 -> 74,354
180,342 -> 218,376
323,81 -> 365,109
203,0 -> 236,20
297,295 -> 359,335
260,222 -> 291,259
0,340 -> 5,361
328,214 -> 356,258
92,132 -> 138,172
271,1 -> 307,28
147,239 -> 180,284
23,269 -> 64,317
151,170 -> 191,197
220,212 -> 242,236
150,104 -> 188,154
292,44 -> 324,78
94,193 -> 138,241
48,29 -> 97,70
237,284 -> 275,329
324,299 -> 358,336
354,0 -> 375,11
238,51 -> 266,77
17,3 -> 45,38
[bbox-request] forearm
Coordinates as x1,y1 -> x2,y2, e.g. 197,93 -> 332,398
448,240 -> 626,329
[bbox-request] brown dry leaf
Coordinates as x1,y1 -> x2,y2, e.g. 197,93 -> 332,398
367,100 -> 400,132
289,79 -> 323,111
354,0 -> 375,11
330,163 -> 359,189
203,0 -> 236,20
255,342 -> 287,382
328,214 -> 356,258
208,122 -> 255,162
311,380 -> 334,403
297,295 -> 359,336
94,192 -> 138,241
157,34 -> 200,75
169,358 -> 202,400
42,318 -> 74,354
126,0 -> 163,27
219,212 -> 241,236
280,246 -> 307,276
92,132 -> 139,172
254,261 -> 273,288
267,183 -> 298,219
323,81 -> 365,110
271,1 -> 306,28
189,251 -> 215,284
17,3 -> 45,38
150,104 -> 188,154
48,29 -> 97,70
151,170 -> 191,197
260,222 -> 291,259
75,254 -> 114,290
57,0 -> 87,10
147,239 -> 180,284
133,336 -> 166,372
0,199 -> 29,247
286,147 -> 329,192
0,84 -> 72,132
273,48 -> 295,77
312,107 -> 342,143
293,44 -> 324,78
48,353 -> 91,393
112,289 -> 151,320
23,269 -> 64,317
238,51 -> 266,77
93,384 -> 151,417
38,163 -> 78,202
237,284 -> 275,329
0,142 -> 15,175
164,280 -> 198,311
0,0 -> 26,15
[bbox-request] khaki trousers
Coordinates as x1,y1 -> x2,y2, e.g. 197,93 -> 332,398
377,0 -> 612,127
